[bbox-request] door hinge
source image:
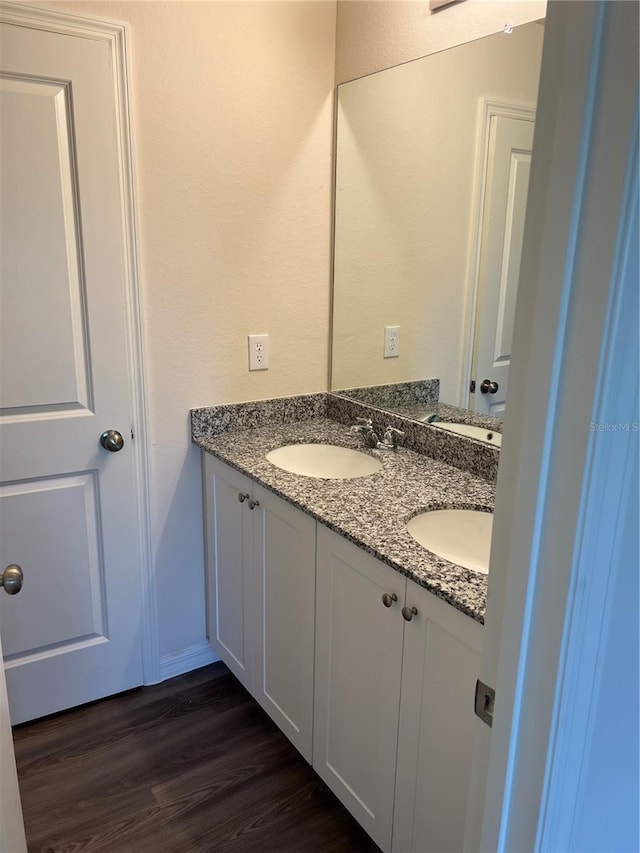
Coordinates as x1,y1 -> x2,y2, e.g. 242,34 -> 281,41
470,379 -> 476,394
474,679 -> 495,727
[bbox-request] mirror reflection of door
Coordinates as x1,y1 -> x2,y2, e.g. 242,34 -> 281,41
469,107 -> 535,418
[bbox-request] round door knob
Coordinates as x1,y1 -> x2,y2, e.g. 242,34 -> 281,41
1,564 -> 23,595
480,380 -> 499,395
382,592 -> 398,608
248,499 -> 260,511
100,430 -> 125,452
402,605 -> 418,622
238,493 -> 250,503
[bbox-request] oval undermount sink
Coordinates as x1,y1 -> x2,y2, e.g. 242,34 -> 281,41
430,421 -> 502,447
266,443 -> 382,479
406,509 -> 493,574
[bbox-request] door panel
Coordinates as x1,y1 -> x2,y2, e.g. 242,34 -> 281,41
0,627 -> 26,853
394,587 -> 482,853
254,485 -> 316,761
471,112 -> 535,418
314,525 -> 404,852
203,455 -> 254,692
0,474 -> 105,658
0,76 -> 91,415
0,15 -> 143,723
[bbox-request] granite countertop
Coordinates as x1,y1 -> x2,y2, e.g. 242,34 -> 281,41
193,416 -> 494,623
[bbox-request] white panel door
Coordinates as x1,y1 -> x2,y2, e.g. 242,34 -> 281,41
314,524 -> 405,853
0,620 -> 26,853
253,484 -> 316,762
471,114 -> 535,418
0,17 -> 143,723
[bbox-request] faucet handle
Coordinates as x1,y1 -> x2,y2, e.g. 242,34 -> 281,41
384,426 -> 405,448
352,417 -> 373,433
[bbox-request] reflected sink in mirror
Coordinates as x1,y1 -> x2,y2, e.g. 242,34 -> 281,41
406,509 -> 493,573
266,444 -> 382,479
428,421 -> 502,447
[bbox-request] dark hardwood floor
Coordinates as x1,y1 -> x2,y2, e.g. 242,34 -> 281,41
12,662 -> 379,853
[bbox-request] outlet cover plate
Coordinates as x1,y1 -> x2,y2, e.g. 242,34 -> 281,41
248,334 -> 269,371
384,326 -> 400,358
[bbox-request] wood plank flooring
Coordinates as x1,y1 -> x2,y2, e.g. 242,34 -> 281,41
12,662 -> 380,853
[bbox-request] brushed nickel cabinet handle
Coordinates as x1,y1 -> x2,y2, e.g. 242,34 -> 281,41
382,592 -> 398,608
248,499 -> 260,510
238,493 -> 250,503
402,605 -> 418,622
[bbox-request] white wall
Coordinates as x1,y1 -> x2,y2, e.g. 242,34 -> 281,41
336,0 -> 546,84
332,23 -> 543,399
55,0 -> 337,665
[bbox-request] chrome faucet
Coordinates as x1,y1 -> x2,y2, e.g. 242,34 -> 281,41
352,418 -> 404,450
351,418 -> 380,447
382,426 -> 405,450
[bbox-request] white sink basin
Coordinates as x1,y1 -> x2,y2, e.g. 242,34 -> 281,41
406,509 -> 493,573
430,421 -> 502,447
266,443 -> 382,479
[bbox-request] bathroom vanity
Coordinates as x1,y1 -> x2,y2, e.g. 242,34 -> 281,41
193,395 -> 494,853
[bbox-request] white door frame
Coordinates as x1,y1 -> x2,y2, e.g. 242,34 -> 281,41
1,1 -> 159,685
465,1 -> 638,850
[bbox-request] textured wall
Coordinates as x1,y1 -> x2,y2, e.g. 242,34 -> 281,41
336,0 -> 546,84
55,0 -> 337,662
332,22 -> 544,402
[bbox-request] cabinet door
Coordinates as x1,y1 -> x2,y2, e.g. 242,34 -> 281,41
393,584 -> 482,853
253,484 -> 316,761
314,524 -> 405,853
202,454 -> 254,692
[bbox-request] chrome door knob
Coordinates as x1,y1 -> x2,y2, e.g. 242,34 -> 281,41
480,380 -> 499,394
1,564 -> 23,595
382,592 -> 398,608
402,605 -> 418,622
100,430 -> 125,452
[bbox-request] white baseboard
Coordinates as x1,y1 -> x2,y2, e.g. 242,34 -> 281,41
158,641 -> 219,682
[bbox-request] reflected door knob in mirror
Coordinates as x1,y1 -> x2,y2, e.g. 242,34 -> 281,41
100,430 -> 125,452
480,380 -> 499,394
1,564 -> 23,595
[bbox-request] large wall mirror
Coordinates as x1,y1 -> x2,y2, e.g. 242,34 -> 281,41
330,21 -> 544,435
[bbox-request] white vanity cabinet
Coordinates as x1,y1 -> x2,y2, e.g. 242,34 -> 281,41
393,581 -> 482,853
314,523 -> 406,852
202,452 -> 483,852
314,523 -> 482,853
202,454 -> 316,760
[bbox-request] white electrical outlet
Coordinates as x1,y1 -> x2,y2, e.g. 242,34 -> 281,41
248,334 -> 270,371
384,325 -> 400,358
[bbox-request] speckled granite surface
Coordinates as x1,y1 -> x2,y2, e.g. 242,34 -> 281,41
334,379 -> 439,409
191,393 -> 327,438
331,383 -> 503,434
327,394 -> 500,483
192,414 -> 494,623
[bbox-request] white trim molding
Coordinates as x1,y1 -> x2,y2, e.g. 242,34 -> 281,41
160,643 -> 219,683
465,2 -> 639,850
0,2 -> 159,683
